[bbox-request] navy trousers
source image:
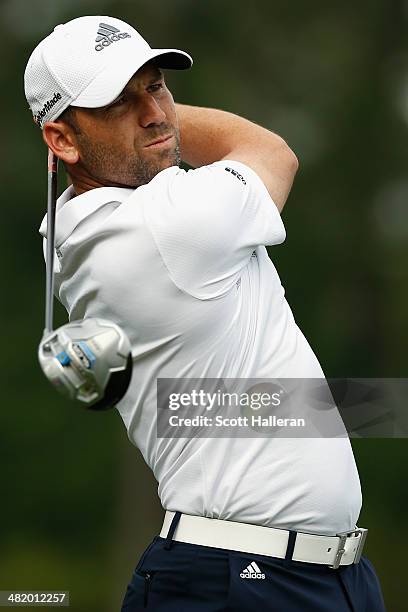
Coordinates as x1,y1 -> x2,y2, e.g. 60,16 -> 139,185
121,513 -> 386,611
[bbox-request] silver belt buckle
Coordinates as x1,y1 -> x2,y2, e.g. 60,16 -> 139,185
329,527 -> 368,569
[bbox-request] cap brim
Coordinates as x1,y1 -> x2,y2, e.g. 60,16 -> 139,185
153,48 -> 192,70
71,48 -> 192,109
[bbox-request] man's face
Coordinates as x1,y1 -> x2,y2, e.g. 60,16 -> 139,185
64,62 -> 180,188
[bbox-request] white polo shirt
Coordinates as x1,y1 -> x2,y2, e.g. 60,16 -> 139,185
39,160 -> 362,535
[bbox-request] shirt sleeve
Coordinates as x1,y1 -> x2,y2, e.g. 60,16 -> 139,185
143,160 -> 286,299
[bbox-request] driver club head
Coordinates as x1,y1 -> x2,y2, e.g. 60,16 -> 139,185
38,318 -> 132,410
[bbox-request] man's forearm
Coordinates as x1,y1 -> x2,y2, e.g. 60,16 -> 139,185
175,103 -> 298,210
176,103 -> 291,168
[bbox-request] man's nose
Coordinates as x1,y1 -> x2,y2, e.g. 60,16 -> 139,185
138,94 -> 167,127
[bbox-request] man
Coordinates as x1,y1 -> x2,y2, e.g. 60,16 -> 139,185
25,15 -> 386,612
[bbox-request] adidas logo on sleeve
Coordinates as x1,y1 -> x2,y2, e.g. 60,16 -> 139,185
240,561 -> 265,579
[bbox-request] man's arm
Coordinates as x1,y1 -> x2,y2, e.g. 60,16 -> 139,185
176,103 -> 298,212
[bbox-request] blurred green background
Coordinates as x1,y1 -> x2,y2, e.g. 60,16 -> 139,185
1,0 -> 407,610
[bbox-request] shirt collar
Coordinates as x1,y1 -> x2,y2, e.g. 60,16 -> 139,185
39,184 -> 132,247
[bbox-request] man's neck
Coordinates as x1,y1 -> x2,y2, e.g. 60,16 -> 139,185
67,169 -> 135,195
70,174 -> 105,196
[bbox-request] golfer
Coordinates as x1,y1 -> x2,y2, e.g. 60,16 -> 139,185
25,15 -> 386,611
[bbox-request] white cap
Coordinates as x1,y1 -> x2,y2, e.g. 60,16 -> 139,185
24,15 -> 193,129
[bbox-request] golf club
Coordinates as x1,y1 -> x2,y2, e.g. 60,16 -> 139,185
38,149 -> 133,410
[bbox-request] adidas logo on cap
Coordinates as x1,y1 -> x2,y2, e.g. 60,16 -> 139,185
240,561 -> 265,580
95,22 -> 131,52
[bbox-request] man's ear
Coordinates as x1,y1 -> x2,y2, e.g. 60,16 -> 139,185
42,121 -> 79,164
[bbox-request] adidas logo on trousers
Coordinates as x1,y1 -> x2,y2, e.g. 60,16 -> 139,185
240,561 -> 265,579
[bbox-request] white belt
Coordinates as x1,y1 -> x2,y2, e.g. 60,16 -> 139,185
160,511 -> 368,569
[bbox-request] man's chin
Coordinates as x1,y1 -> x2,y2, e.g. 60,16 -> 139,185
124,159 -> 178,188
152,147 -> 180,171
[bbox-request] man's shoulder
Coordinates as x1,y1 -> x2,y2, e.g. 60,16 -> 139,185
140,161 -> 255,213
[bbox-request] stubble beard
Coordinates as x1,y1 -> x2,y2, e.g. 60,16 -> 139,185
76,127 -> 181,189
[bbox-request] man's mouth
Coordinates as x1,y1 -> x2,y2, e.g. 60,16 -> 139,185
144,134 -> 174,148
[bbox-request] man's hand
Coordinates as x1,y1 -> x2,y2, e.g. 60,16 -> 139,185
176,103 -> 298,212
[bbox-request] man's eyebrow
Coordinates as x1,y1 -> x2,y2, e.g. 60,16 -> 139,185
149,68 -> 164,83
121,69 -> 164,93
101,69 -> 164,107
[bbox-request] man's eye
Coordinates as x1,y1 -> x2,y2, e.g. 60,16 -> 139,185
149,83 -> 164,93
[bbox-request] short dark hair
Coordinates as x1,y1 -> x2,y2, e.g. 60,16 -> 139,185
58,106 -> 81,134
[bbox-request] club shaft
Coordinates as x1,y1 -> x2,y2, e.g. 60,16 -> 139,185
45,150 -> 58,333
